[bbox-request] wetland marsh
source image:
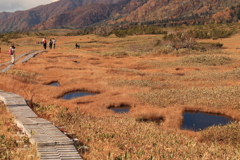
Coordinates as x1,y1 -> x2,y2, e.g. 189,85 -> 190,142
0,31 -> 240,159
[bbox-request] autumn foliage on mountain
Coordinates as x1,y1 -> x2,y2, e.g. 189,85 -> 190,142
0,0 -> 240,33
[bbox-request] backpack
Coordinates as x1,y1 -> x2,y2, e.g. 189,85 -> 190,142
9,48 -> 13,55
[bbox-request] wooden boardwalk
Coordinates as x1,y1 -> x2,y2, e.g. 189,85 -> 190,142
0,50 -> 46,72
0,90 -> 83,160
0,50 -> 82,159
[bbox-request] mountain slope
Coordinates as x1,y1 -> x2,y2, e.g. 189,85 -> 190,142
114,0 -> 240,25
29,0 -> 143,30
0,0 -> 240,33
30,3 -> 117,30
0,0 -> 123,32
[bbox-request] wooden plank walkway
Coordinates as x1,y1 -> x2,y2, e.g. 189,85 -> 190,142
0,50 -> 47,72
0,50 -> 83,159
0,90 -> 83,160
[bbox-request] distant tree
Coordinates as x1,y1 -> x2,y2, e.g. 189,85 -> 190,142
212,7 -> 234,23
190,24 -> 236,39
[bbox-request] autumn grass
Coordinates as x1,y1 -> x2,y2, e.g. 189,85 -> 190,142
110,80 -> 172,90
180,55 -> 233,66
200,122 -> 240,147
6,69 -> 38,84
0,102 -> 39,160
135,86 -> 240,109
31,104 -> 240,159
110,67 -> 240,109
96,35 -> 160,57
131,54 -> 234,70
109,67 -> 240,92
1,33 -> 240,159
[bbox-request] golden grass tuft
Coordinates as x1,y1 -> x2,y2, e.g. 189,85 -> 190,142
0,102 -> 39,160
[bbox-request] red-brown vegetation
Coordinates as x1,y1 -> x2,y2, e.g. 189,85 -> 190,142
0,33 -> 240,159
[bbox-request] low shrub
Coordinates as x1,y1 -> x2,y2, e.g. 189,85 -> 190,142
198,42 -> 223,49
153,46 -> 174,55
190,24 -> 236,39
112,25 -> 167,37
180,55 -> 233,66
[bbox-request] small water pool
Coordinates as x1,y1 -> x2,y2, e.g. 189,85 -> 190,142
61,91 -> 96,100
68,56 -> 79,59
48,82 -> 60,86
108,104 -> 131,113
111,107 -> 130,113
181,112 -> 233,131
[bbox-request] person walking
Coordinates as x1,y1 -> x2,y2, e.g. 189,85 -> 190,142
9,45 -> 16,64
52,38 -> 56,49
42,37 -> 47,49
49,39 -> 53,49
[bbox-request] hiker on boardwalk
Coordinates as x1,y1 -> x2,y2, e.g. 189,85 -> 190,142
52,38 -> 56,49
49,39 -> 53,49
9,45 -> 16,64
42,37 -> 47,49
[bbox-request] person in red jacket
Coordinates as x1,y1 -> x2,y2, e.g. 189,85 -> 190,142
42,37 -> 47,49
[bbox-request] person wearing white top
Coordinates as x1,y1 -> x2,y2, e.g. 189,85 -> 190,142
9,45 -> 16,64
52,38 -> 56,49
